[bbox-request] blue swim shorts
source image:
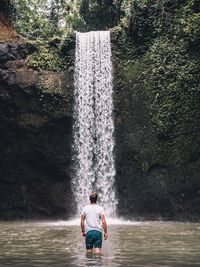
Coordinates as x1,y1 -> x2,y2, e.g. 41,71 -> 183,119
85,230 -> 102,249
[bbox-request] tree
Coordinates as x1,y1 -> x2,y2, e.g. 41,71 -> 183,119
79,0 -> 124,30
0,0 -> 14,24
13,0 -> 83,38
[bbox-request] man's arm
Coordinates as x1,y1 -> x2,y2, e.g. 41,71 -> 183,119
101,214 -> 108,240
80,214 -> 86,237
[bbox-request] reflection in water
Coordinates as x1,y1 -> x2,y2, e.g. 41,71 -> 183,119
0,220 -> 200,266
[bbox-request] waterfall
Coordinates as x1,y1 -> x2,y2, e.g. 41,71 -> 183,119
72,31 -> 117,216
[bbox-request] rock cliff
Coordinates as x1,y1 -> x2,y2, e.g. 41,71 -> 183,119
0,42 -> 74,219
0,5 -> 200,220
112,29 -> 200,221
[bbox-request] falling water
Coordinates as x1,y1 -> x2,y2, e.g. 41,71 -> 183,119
72,31 -> 117,216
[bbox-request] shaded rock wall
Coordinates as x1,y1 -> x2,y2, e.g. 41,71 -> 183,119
0,43 -> 74,219
112,31 -> 200,221
114,84 -> 200,220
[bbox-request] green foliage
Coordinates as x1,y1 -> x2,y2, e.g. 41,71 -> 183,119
27,32 -> 75,71
12,0 -> 133,36
13,0 -> 54,39
111,25 -> 134,59
79,0 -> 122,30
60,31 -> 76,71
183,12 -> 200,48
27,41 -> 63,71
12,0 -> 84,39
114,0 -> 200,168
128,0 -> 189,53
142,38 -> 200,141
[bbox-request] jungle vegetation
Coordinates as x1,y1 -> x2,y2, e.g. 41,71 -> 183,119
11,0 -> 200,164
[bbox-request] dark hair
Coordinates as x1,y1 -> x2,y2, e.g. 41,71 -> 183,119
90,192 -> 97,203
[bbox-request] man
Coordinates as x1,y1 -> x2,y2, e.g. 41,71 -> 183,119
80,192 -> 108,254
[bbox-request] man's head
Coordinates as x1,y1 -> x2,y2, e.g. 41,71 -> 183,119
90,192 -> 97,203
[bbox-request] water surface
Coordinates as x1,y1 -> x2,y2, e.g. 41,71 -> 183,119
0,220 -> 200,266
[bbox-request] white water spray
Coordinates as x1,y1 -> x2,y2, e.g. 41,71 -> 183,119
72,31 -> 117,216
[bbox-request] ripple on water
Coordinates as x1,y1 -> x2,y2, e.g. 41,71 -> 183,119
0,220 -> 200,267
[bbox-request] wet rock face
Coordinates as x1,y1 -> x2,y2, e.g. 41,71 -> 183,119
113,68 -> 200,221
0,43 -> 74,219
0,43 -> 30,61
0,43 -> 38,90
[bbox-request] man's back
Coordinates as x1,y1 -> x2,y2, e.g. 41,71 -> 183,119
82,204 -> 104,232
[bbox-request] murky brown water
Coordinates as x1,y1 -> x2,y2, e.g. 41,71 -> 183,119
0,219 -> 200,267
